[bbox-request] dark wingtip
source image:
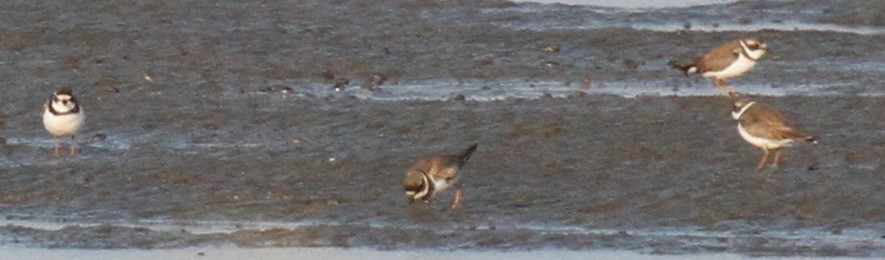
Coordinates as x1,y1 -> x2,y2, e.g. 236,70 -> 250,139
667,60 -> 694,76
457,143 -> 478,167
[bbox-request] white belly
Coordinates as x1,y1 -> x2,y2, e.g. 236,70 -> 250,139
738,124 -> 793,150
43,110 -> 85,137
433,178 -> 454,193
703,55 -> 757,80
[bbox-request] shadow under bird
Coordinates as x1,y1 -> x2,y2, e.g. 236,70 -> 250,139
403,143 -> 478,209
670,37 -> 768,96
731,99 -> 816,171
43,87 -> 85,156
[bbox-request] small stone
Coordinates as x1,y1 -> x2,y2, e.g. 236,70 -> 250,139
543,61 -> 559,67
623,58 -> 641,71
273,85 -> 293,93
542,45 -> 560,53
830,227 -> 843,235
91,134 -> 107,142
373,73 -> 387,84
332,78 -> 349,92
580,76 -> 592,89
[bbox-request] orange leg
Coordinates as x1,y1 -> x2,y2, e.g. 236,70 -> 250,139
69,135 -> 77,156
450,183 -> 463,209
772,149 -> 782,168
714,79 -> 739,97
756,148 -> 770,172
52,137 -> 60,156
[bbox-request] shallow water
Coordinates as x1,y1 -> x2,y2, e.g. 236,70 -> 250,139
512,0 -> 742,9
0,246 -> 807,260
0,0 -> 884,257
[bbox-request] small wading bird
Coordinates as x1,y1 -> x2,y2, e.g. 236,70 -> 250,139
731,99 -> 816,171
403,143 -> 478,209
43,87 -> 85,156
670,37 -> 768,96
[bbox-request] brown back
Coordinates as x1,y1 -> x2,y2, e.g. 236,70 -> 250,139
695,40 -> 741,73
739,103 -> 809,140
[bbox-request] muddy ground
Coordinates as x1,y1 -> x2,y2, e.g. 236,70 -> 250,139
0,0 -> 883,257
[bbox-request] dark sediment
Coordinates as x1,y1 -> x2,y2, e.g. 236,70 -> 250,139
2,95 -> 884,256
0,0 -> 883,257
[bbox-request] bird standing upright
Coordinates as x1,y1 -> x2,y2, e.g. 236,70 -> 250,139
43,87 -> 85,156
731,99 -> 816,171
671,37 -> 768,96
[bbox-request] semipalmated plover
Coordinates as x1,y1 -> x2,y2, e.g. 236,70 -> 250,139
43,87 -> 85,156
671,37 -> 768,96
403,143 -> 478,209
732,99 -> 816,171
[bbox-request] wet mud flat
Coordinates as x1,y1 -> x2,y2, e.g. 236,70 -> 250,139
0,0 -> 883,257
0,0 -> 883,96
2,95 -> 885,256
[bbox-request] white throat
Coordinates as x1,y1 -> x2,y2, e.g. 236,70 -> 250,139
732,101 -> 755,120
702,42 -> 763,80
409,173 -> 433,200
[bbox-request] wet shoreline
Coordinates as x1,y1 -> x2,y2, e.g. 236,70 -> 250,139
3,95 -> 885,256
0,0 -> 884,257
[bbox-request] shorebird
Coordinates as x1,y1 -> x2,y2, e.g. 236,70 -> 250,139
671,37 -> 768,96
403,143 -> 478,209
43,87 -> 85,156
732,99 -> 816,171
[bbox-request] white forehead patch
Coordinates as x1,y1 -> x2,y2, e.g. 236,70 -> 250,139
55,94 -> 73,101
50,94 -> 77,113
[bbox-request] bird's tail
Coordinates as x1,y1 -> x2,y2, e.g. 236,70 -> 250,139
784,129 -> 817,144
805,136 -> 818,144
668,60 -> 696,76
456,143 -> 478,168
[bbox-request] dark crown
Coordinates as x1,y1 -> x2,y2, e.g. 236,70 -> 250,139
55,87 -> 74,96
